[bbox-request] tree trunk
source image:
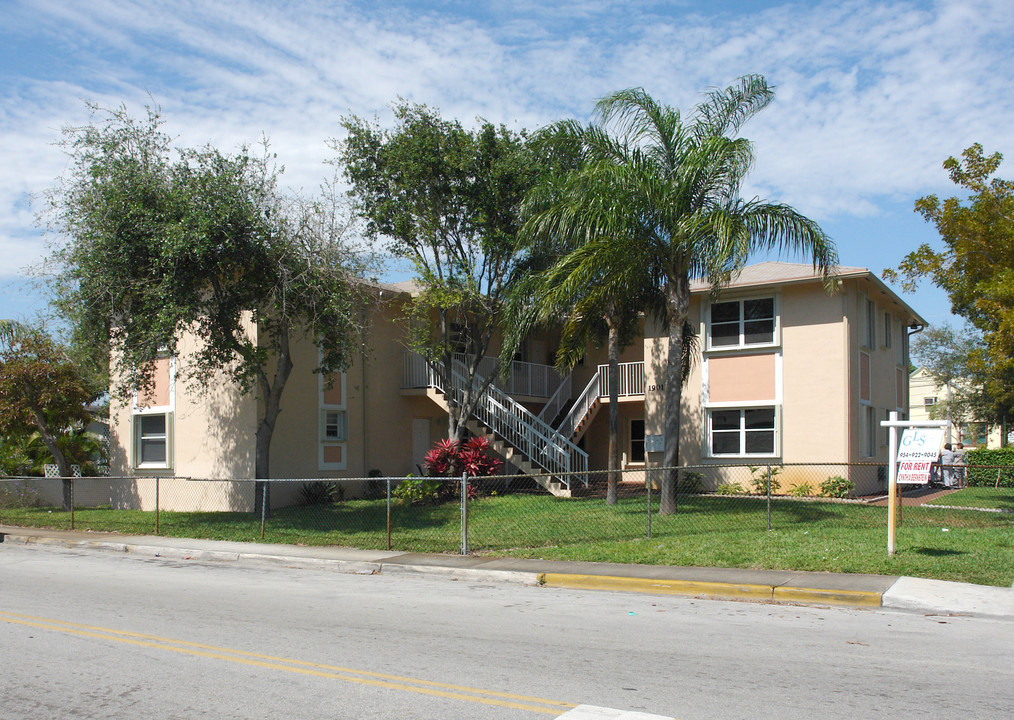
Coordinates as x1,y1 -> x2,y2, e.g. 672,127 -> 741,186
254,324 -> 294,517
606,314 -> 620,506
31,407 -> 73,511
660,278 -> 690,515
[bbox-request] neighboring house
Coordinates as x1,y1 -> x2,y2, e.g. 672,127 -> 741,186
105,262 -> 925,510
908,367 -> 1000,448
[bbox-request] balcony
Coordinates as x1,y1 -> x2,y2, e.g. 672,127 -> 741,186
402,352 -> 565,399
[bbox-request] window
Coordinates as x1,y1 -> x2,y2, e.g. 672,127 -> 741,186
864,405 -> 877,457
319,368 -> 347,470
884,313 -> 893,349
923,397 -> 937,408
134,412 -> 172,469
629,419 -> 646,464
864,296 -> 876,348
708,297 -> 775,349
322,409 -> 347,442
709,408 -> 777,457
132,355 -> 173,470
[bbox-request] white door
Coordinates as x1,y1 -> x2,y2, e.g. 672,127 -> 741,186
412,418 -> 431,471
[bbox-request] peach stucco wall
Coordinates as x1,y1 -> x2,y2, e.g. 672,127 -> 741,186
707,353 -> 777,403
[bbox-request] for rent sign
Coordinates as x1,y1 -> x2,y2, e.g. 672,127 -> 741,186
896,426 -> 946,484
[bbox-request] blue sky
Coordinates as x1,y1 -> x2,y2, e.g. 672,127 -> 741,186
2,0 -> 1013,327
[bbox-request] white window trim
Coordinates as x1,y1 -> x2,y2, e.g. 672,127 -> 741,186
131,355 -> 175,471
705,405 -> 781,459
705,294 -> 780,352
318,368 -> 348,471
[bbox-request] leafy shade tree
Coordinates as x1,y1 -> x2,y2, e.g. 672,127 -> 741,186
45,106 -> 373,511
519,78 -> 837,514
885,144 -> 1014,427
0,321 -> 92,509
911,323 -> 981,443
338,102 -> 554,441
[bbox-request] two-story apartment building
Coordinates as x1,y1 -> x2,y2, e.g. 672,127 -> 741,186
105,262 -> 924,509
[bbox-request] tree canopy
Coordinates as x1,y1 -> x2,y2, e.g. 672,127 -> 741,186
338,102 -> 566,440
44,105 -> 373,488
511,78 -> 836,513
0,321 -> 94,507
885,143 -> 1014,424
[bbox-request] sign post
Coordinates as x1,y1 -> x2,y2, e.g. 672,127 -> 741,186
881,412 -> 948,556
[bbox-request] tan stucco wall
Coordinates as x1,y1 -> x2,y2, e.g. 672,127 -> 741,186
107,316 -> 259,510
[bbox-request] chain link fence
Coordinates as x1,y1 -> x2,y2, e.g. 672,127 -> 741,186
2,464 -> 1011,560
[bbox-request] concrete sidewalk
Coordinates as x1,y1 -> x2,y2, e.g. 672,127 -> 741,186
3,525 -> 1012,619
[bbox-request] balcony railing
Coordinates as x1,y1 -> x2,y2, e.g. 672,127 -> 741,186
403,352 -> 564,399
597,361 -> 645,397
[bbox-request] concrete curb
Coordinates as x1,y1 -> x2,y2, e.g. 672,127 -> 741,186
538,572 -> 884,607
5,527 -> 1011,617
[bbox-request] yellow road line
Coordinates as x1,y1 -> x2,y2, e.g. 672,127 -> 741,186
0,610 -> 575,715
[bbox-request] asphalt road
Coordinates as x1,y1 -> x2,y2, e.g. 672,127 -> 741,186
1,544 -> 1012,719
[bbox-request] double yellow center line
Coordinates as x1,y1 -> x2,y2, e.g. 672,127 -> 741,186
0,610 -> 576,715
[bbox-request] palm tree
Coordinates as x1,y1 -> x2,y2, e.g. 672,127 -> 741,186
522,76 -> 838,513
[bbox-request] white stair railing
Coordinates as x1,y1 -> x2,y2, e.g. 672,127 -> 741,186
405,352 -> 587,488
557,371 -> 602,439
537,373 -> 572,423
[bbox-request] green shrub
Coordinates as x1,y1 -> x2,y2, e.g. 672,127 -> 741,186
392,477 -> 448,505
299,481 -> 344,506
965,448 -> 1014,488
748,465 -> 782,495
678,471 -> 704,494
820,475 -> 854,498
0,481 -> 42,509
787,481 -> 815,497
716,481 -> 747,495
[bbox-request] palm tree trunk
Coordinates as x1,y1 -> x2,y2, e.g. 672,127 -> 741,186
660,278 -> 690,515
606,313 -> 620,505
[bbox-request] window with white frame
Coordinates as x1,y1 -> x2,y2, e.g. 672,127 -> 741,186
708,297 -> 775,349
924,397 -> 937,408
319,369 -> 347,470
132,355 -> 174,470
708,407 -> 777,457
134,411 -> 172,469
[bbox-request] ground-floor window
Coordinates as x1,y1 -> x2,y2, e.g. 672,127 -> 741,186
133,411 -> 172,470
708,407 -> 777,457
629,419 -> 645,463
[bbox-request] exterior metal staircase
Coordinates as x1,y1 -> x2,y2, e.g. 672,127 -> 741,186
403,353 -> 588,497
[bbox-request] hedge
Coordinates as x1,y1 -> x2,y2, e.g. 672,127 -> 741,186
965,447 -> 1014,487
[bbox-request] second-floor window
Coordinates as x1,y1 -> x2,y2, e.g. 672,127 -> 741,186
709,297 -> 775,349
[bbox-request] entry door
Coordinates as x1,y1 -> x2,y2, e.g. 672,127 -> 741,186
412,418 -> 431,471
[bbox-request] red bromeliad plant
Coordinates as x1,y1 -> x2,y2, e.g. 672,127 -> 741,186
422,436 -> 503,478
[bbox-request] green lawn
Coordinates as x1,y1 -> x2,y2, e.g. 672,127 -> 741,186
925,486 -> 1014,511
2,492 -> 1012,587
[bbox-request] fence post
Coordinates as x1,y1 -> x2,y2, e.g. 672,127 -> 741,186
460,472 -> 469,555
259,482 -> 268,540
70,476 -> 75,530
766,465 -> 772,532
386,478 -> 392,551
155,476 -> 160,535
646,467 -> 652,540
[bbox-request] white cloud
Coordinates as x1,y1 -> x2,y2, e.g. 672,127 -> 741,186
2,0 -> 1013,288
